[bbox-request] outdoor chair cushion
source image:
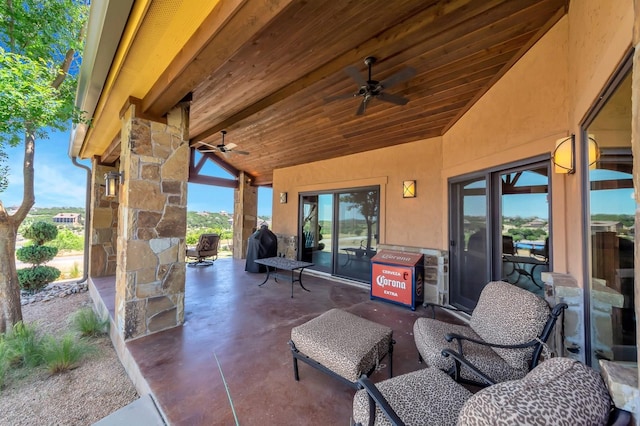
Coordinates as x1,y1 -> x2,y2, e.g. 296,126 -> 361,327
290,308 -> 393,383
469,280 -> 550,370
457,357 -> 612,425
413,318 -> 527,384
352,357 -> 614,426
414,281 -> 553,384
353,367 -> 472,426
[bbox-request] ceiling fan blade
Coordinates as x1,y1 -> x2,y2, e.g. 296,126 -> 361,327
198,142 -> 219,150
380,67 -> 416,90
356,98 -> 368,116
344,65 -> 367,87
200,150 -> 219,153
231,150 -> 250,155
225,142 -> 238,150
377,92 -> 409,106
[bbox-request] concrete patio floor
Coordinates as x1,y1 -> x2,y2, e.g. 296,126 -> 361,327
91,257 -> 459,425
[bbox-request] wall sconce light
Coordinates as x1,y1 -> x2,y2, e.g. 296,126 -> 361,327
552,134 -> 600,174
104,171 -> 123,197
403,180 -> 416,198
279,192 -> 288,204
552,135 -> 575,174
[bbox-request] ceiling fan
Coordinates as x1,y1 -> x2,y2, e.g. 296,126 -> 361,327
200,130 -> 249,155
325,56 -> 416,116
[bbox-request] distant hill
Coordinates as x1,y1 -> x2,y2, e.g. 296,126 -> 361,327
20,207 -> 271,233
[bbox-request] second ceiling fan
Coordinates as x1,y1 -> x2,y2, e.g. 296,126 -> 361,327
326,56 -> 415,116
200,130 -> 249,156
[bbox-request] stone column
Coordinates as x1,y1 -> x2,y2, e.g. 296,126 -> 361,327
115,102 -> 189,340
232,171 -> 257,259
89,161 -> 119,277
541,272 -> 583,362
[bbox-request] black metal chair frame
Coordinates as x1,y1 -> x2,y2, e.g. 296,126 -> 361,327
429,302 -> 568,387
289,338 -> 395,390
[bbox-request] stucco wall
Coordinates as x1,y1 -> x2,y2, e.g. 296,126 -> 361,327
271,0 -> 634,287
272,137 -> 444,249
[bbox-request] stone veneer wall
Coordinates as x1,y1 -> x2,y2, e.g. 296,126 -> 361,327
376,244 -> 449,304
276,234 -> 298,259
90,162 -> 119,277
115,104 -> 189,340
233,172 -> 257,259
541,272 -> 583,362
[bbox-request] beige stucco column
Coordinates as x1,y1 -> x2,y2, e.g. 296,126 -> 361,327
89,161 -> 119,277
114,102 -> 189,340
232,171 -> 257,259
634,0 -> 640,382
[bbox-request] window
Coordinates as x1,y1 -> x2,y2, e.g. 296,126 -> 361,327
449,161 -> 550,310
585,66 -> 635,367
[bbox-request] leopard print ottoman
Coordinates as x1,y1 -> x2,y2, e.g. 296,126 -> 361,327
290,308 -> 393,386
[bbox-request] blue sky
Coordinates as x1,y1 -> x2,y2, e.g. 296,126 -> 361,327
2,128 -> 273,216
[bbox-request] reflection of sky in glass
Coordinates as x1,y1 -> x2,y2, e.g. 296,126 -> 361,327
503,194 -> 548,219
463,170 -> 550,218
590,169 -> 635,215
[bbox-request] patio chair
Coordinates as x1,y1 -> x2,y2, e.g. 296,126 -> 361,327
351,357 -> 629,426
413,280 -> 567,386
186,233 -> 219,267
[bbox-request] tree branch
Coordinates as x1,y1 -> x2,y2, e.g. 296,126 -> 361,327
51,48 -> 75,89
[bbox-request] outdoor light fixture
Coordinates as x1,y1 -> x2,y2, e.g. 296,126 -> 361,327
403,180 -> 416,198
104,171 -> 123,197
280,192 -> 288,204
552,134 -> 600,174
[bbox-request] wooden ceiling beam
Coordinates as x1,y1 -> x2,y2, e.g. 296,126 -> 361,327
142,0 -> 297,118
100,134 -> 122,165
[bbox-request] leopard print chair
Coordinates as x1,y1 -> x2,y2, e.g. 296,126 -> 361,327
352,357 -> 625,426
413,281 -> 566,386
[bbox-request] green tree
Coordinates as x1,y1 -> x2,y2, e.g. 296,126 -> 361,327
0,1 -> 88,332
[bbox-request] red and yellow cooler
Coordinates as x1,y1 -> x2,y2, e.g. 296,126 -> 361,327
370,250 -> 424,310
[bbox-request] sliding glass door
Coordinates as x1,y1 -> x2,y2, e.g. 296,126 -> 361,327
299,187 -> 379,283
450,161 -> 550,310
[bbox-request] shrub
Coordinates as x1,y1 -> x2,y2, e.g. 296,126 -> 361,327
16,245 -> 58,265
3,322 -> 44,368
17,266 -> 61,293
17,221 -> 61,293
70,308 -> 109,337
41,333 -> 94,374
49,228 -> 84,251
22,221 -> 58,245
69,262 -> 81,279
0,338 -> 8,388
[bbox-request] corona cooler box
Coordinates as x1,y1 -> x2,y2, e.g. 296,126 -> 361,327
370,250 -> 424,310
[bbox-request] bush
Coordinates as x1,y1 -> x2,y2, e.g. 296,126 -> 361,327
2,322 -> 44,369
17,266 -> 61,293
41,333 -> 94,374
49,228 -> 84,251
16,245 -> 58,265
22,222 -> 58,245
0,338 -> 8,388
70,308 -> 109,337
18,221 -> 61,292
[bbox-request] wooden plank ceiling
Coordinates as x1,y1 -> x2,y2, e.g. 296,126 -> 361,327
143,0 -> 568,186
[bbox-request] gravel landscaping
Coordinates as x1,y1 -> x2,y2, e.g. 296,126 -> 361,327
1,283 -> 138,425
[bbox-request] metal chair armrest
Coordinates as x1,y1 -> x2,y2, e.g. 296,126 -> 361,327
445,333 -> 540,350
441,348 -> 497,386
356,375 -> 406,426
